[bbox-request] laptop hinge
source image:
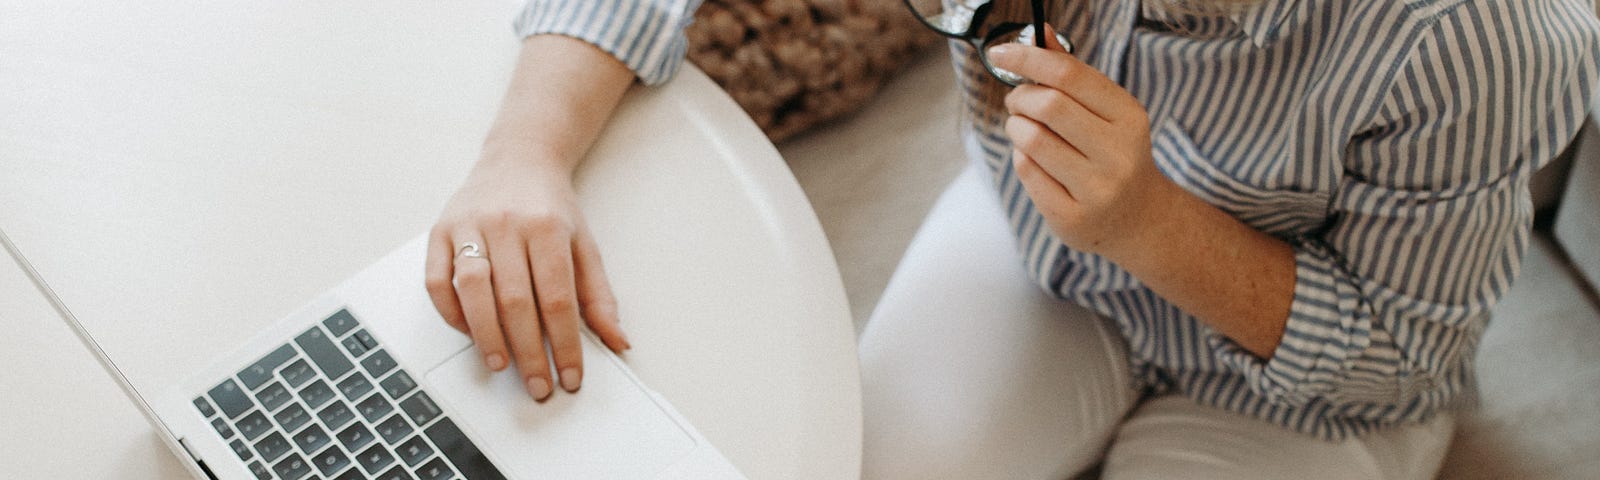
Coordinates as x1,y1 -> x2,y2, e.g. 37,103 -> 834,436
177,438 -> 220,480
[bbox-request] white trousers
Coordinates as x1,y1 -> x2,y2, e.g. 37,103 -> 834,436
858,165 -> 1456,480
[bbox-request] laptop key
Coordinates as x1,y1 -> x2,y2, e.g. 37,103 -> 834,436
374,414 -> 413,445
319,400 -> 358,430
324,309 -> 359,337
311,445 -> 353,477
395,435 -> 434,467
337,422 -> 377,452
210,417 -> 235,440
235,410 -> 272,441
255,431 -> 293,463
301,379 -> 337,410
275,403 -> 312,433
356,443 -> 397,474
341,334 -> 369,358
292,423 -> 332,454
273,452 -> 313,480
379,371 -> 417,399
425,418 -> 506,480
208,379 -> 253,419
193,397 -> 217,417
332,468 -> 367,480
229,439 -> 253,461
256,381 -> 292,412
247,460 -> 272,480
376,465 -> 414,480
398,391 -> 441,427
239,344 -> 297,390
337,374 -> 374,400
296,326 -> 355,380
414,457 -> 455,480
281,359 -> 316,388
362,349 -> 398,377
355,392 -> 395,423
354,329 -> 379,349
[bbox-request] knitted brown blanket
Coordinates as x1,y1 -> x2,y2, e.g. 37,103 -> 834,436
684,0 -> 938,142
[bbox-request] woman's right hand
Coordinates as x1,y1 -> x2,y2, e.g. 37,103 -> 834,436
423,33 -> 639,401
424,154 -> 630,401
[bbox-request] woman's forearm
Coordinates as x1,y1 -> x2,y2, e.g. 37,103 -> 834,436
1102,179 -> 1297,360
480,35 -> 638,176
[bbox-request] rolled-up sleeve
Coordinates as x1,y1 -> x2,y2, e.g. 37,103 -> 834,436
514,0 -> 703,85
1213,3 -> 1600,408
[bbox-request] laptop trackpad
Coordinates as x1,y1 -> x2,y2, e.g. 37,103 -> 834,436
424,340 -> 698,479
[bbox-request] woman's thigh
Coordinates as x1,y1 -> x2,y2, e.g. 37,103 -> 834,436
860,165 -> 1139,480
1102,395 -> 1456,480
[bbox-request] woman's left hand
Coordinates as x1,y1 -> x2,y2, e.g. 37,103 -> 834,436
987,34 -> 1180,259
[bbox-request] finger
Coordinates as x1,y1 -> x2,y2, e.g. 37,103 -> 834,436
486,228 -> 552,400
1014,148 -> 1079,210
986,43 -> 1132,120
451,231 -> 510,372
425,227 -> 468,334
1005,85 -> 1117,157
529,230 -> 584,393
573,229 -> 629,353
1041,22 -> 1071,54
1005,114 -> 1089,192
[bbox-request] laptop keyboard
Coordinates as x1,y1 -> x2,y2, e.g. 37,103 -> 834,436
192,309 -> 506,480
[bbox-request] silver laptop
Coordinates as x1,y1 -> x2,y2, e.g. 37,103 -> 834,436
7,231 -> 746,480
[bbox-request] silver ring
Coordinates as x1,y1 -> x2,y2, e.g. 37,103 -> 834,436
456,242 -> 485,260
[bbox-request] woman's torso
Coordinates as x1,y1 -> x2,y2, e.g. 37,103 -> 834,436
950,0 -> 1600,439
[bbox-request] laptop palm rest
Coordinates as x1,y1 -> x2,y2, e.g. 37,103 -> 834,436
423,336 -> 698,479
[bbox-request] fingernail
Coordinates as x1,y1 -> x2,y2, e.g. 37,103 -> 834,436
988,44 -> 1015,60
559,367 -> 582,392
527,377 -> 552,400
485,353 -> 506,370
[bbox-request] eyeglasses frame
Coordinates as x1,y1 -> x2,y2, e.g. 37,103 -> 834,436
902,0 -> 1065,86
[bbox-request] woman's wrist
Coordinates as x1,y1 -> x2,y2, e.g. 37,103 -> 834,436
473,35 -> 638,180
477,136 -> 580,177
1094,174 -> 1188,266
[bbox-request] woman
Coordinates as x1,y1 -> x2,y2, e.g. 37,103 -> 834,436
424,0 -> 1600,478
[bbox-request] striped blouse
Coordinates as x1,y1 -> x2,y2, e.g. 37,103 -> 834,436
515,0 -> 1600,440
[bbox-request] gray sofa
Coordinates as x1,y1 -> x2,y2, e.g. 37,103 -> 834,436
781,45 -> 1600,479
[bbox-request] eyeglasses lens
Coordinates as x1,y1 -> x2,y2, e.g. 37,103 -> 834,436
907,0 -> 986,35
986,24 -> 1038,84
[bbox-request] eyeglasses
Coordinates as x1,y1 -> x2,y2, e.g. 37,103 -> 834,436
903,0 -> 1073,86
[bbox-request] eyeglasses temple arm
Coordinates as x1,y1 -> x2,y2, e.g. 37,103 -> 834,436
1031,0 -> 1046,47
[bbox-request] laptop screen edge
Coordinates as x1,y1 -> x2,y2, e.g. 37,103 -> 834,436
0,226 -> 211,479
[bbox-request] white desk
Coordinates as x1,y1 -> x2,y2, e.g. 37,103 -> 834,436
0,1 -> 861,478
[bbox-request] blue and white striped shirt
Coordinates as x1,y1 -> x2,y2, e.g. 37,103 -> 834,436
516,0 -> 1600,440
